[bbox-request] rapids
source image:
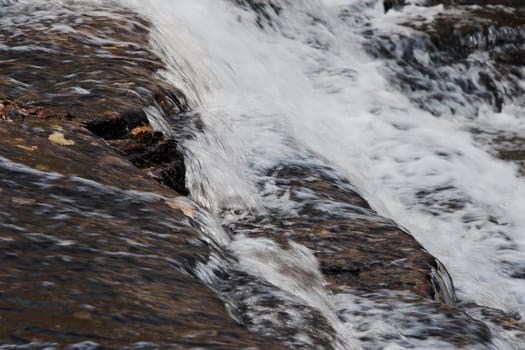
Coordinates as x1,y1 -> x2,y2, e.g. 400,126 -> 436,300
1,0 -> 525,348
125,0 -> 525,348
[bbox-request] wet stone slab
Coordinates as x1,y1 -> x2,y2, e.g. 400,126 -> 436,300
227,163 -> 447,300
0,1 -> 187,120
0,1 -> 287,348
363,0 -> 525,176
0,119 -> 289,349
228,1 -> 525,347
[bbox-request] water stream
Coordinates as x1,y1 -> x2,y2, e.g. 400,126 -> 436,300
124,0 -> 525,348
2,0 -> 525,348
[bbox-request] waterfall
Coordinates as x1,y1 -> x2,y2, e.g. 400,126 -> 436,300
4,0 -> 523,348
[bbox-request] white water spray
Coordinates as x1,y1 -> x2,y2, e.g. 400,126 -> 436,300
125,0 -> 525,348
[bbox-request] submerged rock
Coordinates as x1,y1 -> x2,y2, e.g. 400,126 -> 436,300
425,0 -> 525,6
84,110 -> 189,195
369,0 -> 525,175
383,0 -> 405,13
232,0 -> 282,27
221,162 -> 525,347
372,1 -> 525,117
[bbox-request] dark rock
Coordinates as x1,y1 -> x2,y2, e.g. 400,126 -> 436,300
127,139 -> 179,168
83,112 -> 128,140
121,110 -> 150,130
153,160 -> 189,196
83,110 -> 149,140
153,87 -> 189,115
0,2 -> 183,121
232,0 -> 282,28
222,162 -> 519,347
384,0 -> 405,13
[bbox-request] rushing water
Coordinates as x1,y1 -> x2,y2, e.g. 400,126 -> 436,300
122,0 -> 525,348
2,0 -> 525,348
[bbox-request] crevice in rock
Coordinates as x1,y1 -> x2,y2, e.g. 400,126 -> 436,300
83,106 -> 189,196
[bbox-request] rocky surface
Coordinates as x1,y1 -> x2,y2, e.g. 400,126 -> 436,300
1,0 -> 525,348
233,0 -> 282,27
233,164 -> 445,299
371,0 -> 525,172
370,2 -> 525,116
0,2 -> 187,120
223,162 -> 525,347
0,2 -> 286,349
84,110 -> 188,195
0,119 -> 288,349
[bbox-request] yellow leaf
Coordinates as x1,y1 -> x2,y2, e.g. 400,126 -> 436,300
165,200 -> 195,219
48,132 -> 75,146
130,125 -> 152,136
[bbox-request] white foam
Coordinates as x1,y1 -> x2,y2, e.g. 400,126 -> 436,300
124,0 -> 525,346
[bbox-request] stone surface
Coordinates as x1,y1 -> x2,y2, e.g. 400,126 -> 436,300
0,118 -> 289,349
222,162 -> 513,347
371,0 -> 525,172
0,2 -> 187,121
369,0 -> 524,119
2,0 -> 525,348
0,2 -> 286,348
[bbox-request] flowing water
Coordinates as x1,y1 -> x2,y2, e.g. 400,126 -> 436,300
126,0 -> 525,348
2,0 -> 525,349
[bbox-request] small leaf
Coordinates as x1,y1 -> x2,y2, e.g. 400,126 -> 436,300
11,197 -> 36,205
165,199 -> 195,219
130,125 -> 152,136
48,132 -> 75,146
35,164 -> 49,171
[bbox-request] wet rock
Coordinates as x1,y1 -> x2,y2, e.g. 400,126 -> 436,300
231,164 -> 445,299
0,119 -> 288,350
221,162 -> 525,347
383,0 -> 405,13
411,8 -> 525,58
0,2 -> 297,347
0,0 -> 192,196
214,270 -> 344,349
0,2 -> 186,121
338,290 -> 496,348
232,0 -> 282,28
0,4 -> 286,346
64,342 -> 101,350
83,110 -> 148,140
356,0 -> 525,185
365,0 -> 525,117
84,112 -> 189,195
463,303 -> 525,343
425,0 -> 525,6
153,87 -> 189,116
